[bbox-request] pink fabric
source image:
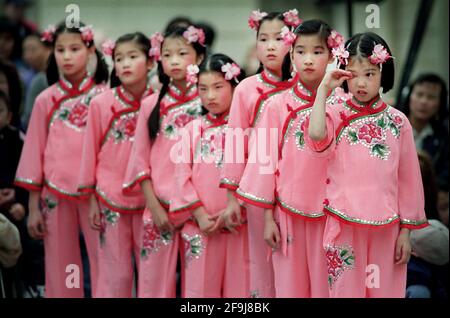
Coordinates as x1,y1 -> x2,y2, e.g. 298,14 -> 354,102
181,221 -> 249,298
169,114 -> 250,297
40,188 -> 99,298
124,84 -> 203,297
15,76 -> 106,198
305,97 -> 428,229
79,86 -> 151,214
220,70 -> 298,190
323,215 -> 407,298
95,203 -> 143,298
272,206 -> 329,298
138,208 -> 180,298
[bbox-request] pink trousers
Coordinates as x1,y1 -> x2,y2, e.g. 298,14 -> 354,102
323,216 -> 407,298
137,208 -> 180,298
246,205 -> 276,298
41,189 -> 99,298
95,204 -> 142,298
181,220 -> 250,298
272,207 -> 329,298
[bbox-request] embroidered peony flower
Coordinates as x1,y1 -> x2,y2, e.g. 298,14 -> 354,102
186,64 -> 199,85
326,249 -> 344,276
123,117 -> 137,137
102,39 -> 115,57
174,113 -> 193,128
183,26 -> 205,46
334,87 -> 353,103
149,31 -> 164,60
358,122 -> 383,144
369,44 -> 392,65
41,25 -> 56,43
283,9 -> 302,28
221,62 -> 241,82
248,9 -> 268,30
280,26 -> 296,46
142,222 -> 160,251
80,25 -> 94,44
68,104 -> 88,128
392,114 -> 403,126
332,44 -> 349,66
327,30 -> 344,49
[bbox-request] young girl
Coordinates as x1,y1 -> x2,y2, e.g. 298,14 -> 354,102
78,32 -> 154,298
14,22 -> 108,297
307,32 -> 428,297
235,20 -> 341,298
219,9 -> 301,298
122,26 -> 205,297
169,53 -> 249,297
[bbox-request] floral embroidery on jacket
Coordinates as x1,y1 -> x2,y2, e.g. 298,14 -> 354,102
182,233 -> 205,265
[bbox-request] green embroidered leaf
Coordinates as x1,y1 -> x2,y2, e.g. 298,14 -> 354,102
340,249 -> 348,257
165,125 -> 174,134
59,109 -> 70,120
46,198 -> 57,209
141,248 -> 148,258
348,130 -> 358,143
296,131 -> 305,147
377,117 -> 386,128
371,144 -> 389,159
162,231 -> 172,241
186,108 -> 199,116
389,123 -> 399,137
328,276 -> 333,287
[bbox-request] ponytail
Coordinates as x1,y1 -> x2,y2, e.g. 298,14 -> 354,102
147,63 -> 170,141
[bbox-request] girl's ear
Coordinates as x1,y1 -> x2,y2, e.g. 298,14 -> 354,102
196,53 -> 205,65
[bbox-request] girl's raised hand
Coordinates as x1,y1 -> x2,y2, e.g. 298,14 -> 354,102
320,69 -> 353,91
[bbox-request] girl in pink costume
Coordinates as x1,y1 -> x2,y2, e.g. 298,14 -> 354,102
307,32 -> 428,297
78,32 -> 154,297
122,26 -> 206,297
15,22 -> 108,297
237,20 -> 342,297
220,9 -> 300,298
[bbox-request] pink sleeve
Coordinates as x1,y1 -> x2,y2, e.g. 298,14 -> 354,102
398,120 -> 428,229
122,96 -> 155,194
169,121 -> 203,213
235,100 -> 280,209
304,106 -> 337,153
14,94 -> 48,191
78,97 -> 103,194
220,84 -> 251,190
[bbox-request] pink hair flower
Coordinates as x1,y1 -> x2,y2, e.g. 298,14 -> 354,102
101,39 -> 115,57
221,63 -> 241,83
248,9 -> 268,30
41,25 -> 56,43
186,64 -> 200,85
280,26 -> 296,46
283,9 -> 302,28
149,31 -> 164,60
183,26 -> 205,46
369,44 -> 392,65
332,44 -> 349,67
80,25 -> 94,44
327,30 -> 344,49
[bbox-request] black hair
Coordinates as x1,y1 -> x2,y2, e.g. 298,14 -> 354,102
401,73 -> 448,130
0,89 -> 11,112
25,31 -> 53,48
281,19 -> 333,80
110,32 -> 152,88
196,22 -> 216,48
0,15 -> 22,60
164,16 -> 193,34
147,26 -> 206,141
198,53 -> 246,115
340,32 -> 395,94
45,21 -> 109,85
0,59 -> 22,128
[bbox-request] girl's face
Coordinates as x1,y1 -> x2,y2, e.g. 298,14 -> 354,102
256,19 -> 290,74
23,35 -> 50,71
55,32 -> 92,80
161,37 -> 201,83
409,82 -> 441,122
292,34 -> 333,88
346,57 -> 382,102
198,71 -> 233,115
114,41 -> 153,87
